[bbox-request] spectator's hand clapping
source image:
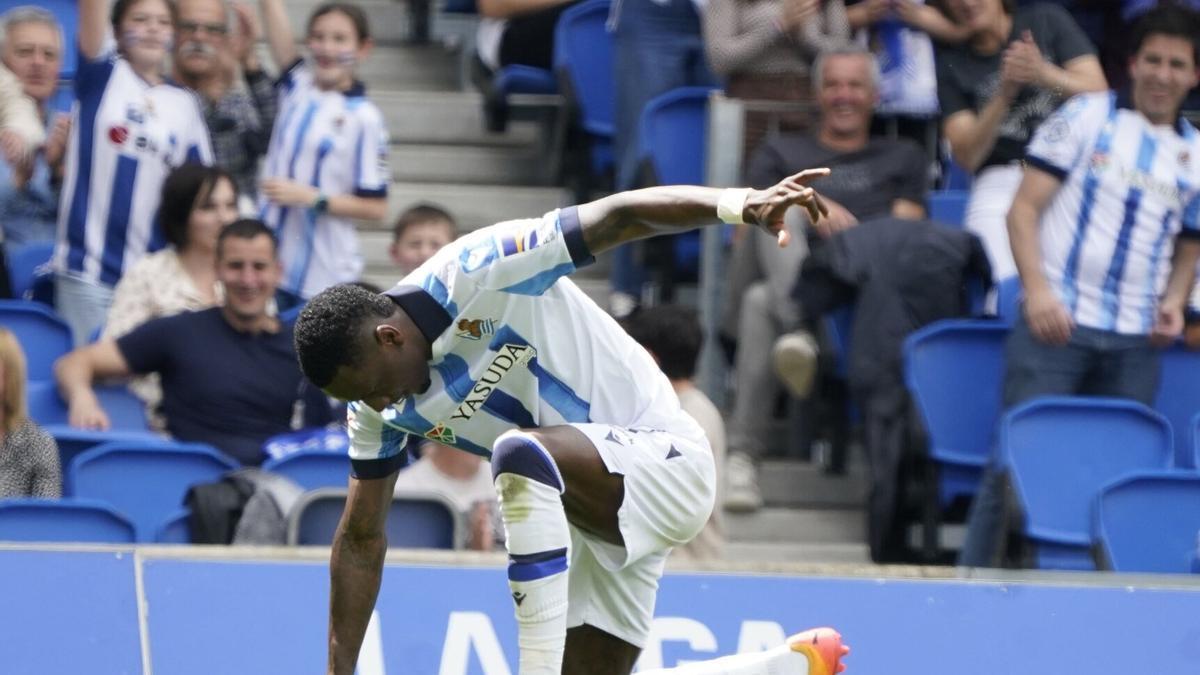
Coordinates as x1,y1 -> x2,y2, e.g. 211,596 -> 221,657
69,392 -> 112,431
854,0 -> 890,26
1001,30 -> 1046,93
261,178 -> 320,207
780,0 -> 820,30
1024,287 -> 1074,346
44,114 -> 71,172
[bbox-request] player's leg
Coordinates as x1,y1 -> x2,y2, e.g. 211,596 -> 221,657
562,625 -> 641,674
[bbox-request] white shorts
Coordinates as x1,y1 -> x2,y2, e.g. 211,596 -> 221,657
563,423 -> 717,647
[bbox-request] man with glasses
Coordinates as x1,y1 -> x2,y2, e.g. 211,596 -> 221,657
172,0 -> 277,206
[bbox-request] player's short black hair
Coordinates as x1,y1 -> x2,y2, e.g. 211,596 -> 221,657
392,203 -> 458,244
294,284 -> 395,388
158,163 -> 236,249
621,304 -> 703,381
1130,3 -> 1200,66
216,219 -> 277,259
307,1 -> 369,42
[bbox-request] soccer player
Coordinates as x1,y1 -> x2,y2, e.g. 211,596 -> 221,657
256,0 -> 390,300
54,0 -> 214,344
295,169 -> 849,675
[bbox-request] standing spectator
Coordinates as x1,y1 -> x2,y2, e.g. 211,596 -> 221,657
960,4 -> 1200,567
0,327 -> 60,498
0,7 -> 69,246
389,203 -> 458,277
393,440 -> 500,551
172,0 -> 277,206
53,0 -> 214,345
256,0 -> 390,300
703,0 -> 851,159
936,0 -> 1105,282
721,46 -> 927,511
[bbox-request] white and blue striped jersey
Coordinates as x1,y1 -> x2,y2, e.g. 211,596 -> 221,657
259,61 -> 390,299
1026,91 -> 1200,334
53,50 -> 213,286
345,207 -> 704,478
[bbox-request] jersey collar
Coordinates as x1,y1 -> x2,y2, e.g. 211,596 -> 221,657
384,285 -> 451,344
1116,88 -> 1190,136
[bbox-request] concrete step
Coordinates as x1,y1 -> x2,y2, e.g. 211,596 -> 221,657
722,541 -> 871,565
390,144 -> 547,184
723,507 -> 865,545
758,459 -> 869,509
373,91 -> 552,147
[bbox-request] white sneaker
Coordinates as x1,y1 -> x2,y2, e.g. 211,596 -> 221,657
724,451 -> 763,513
772,331 -> 819,399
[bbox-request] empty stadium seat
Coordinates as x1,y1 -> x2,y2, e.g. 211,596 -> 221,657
42,425 -> 161,477
26,383 -> 150,432
69,441 -> 239,541
995,276 -> 1022,324
554,0 -> 614,178
0,300 -> 72,380
155,508 -> 192,544
4,240 -> 54,300
262,449 -> 351,492
0,498 -> 135,544
1000,397 -> 1173,570
1154,345 -> 1200,469
928,190 -> 969,229
287,488 -> 463,549
1093,471 -> 1200,574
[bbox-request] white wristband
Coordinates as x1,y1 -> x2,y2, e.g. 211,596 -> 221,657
717,188 -> 751,225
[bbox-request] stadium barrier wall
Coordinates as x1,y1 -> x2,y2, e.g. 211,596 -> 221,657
4,545 -> 1200,675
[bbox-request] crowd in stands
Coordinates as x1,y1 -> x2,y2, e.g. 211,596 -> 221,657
1,0 -> 1199,574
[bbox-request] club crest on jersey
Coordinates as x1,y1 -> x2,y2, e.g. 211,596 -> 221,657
456,318 -> 496,340
450,343 -> 536,421
424,422 -> 457,444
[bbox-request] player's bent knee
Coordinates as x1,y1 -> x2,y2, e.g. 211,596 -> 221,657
492,429 -> 565,493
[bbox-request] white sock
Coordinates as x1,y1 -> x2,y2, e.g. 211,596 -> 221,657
638,644 -> 810,675
492,431 -> 571,675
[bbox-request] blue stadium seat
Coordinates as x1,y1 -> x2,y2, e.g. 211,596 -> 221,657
999,397 -> 1174,570
554,0 -> 614,177
155,508 -> 191,544
0,498 -> 135,543
262,448 -> 351,492
287,488 -> 463,549
0,0 -> 78,80
995,275 -> 1022,324
5,240 -> 54,300
0,300 -> 72,380
43,425 -> 161,478
1154,345 -> 1200,469
1093,471 -> 1200,574
941,159 -> 973,190
927,190 -> 969,229
26,383 -> 149,432
494,64 -> 558,96
904,320 -> 1009,508
69,441 -> 239,541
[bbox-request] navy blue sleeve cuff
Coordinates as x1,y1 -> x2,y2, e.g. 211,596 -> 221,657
354,186 -> 388,198
559,206 -> 594,268
350,451 -> 409,480
1177,228 -> 1200,241
274,58 -> 305,90
1024,155 -> 1069,182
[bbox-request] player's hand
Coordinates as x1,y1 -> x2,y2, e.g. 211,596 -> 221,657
43,114 -> 71,171
1024,287 -> 1074,346
745,168 -> 831,247
68,392 -> 112,431
261,178 -> 319,207
1151,302 -> 1185,347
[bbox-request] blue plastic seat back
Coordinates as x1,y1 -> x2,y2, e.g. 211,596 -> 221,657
995,276 -> 1022,324
553,0 -> 614,138
0,300 -> 72,380
263,449 -> 351,492
1093,471 -> 1200,574
154,508 -> 191,544
5,240 -> 55,299
1001,397 -> 1173,549
928,190 -> 969,229
1154,345 -> 1200,469
0,498 -> 135,543
69,441 -> 239,541
904,320 -> 1009,503
42,425 -> 162,478
494,65 -> 558,96
290,489 -> 460,549
26,383 -> 149,431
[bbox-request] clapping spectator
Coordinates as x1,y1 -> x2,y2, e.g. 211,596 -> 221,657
936,0 -> 1105,281
53,0 -> 214,345
389,203 -> 458,277
0,328 -> 60,498
257,0 -> 389,300
393,440 -> 500,551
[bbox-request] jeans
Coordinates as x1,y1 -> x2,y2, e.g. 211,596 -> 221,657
958,315 -> 1162,567
55,273 -> 114,346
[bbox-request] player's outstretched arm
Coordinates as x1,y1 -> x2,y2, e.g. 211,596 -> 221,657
328,471 -> 399,675
576,168 -> 830,257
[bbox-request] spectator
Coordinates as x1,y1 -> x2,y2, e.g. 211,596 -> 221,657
721,45 -> 927,511
623,304 -> 726,560
393,440 -> 500,551
0,7 -> 69,246
389,203 -> 458,277
53,0 -> 214,346
257,0 -> 389,300
172,0 -> 277,206
0,327 -> 60,498
54,220 -> 333,466
102,163 -> 240,429
936,0 -> 1105,282
959,4 -> 1200,567
703,0 -> 851,159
